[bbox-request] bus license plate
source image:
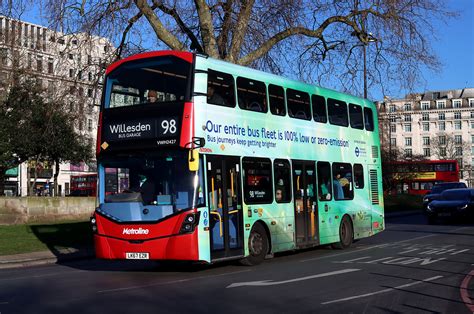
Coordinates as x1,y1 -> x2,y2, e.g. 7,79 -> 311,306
126,252 -> 149,259
438,212 -> 451,217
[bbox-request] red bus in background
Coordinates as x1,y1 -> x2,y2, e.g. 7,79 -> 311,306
388,160 -> 460,195
70,174 -> 97,196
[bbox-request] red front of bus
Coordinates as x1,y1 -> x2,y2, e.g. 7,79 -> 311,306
93,51 -> 205,261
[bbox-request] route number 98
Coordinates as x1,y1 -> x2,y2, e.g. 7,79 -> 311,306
161,119 -> 177,134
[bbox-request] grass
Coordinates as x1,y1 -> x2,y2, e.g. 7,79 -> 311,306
384,194 -> 424,213
0,220 -> 93,256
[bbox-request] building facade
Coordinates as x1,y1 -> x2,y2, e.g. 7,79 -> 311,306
378,88 -> 474,187
0,16 -> 114,196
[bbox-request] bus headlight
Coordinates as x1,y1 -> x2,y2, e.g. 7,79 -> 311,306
90,215 -> 98,233
426,204 -> 433,212
180,212 -> 201,234
459,204 -> 468,210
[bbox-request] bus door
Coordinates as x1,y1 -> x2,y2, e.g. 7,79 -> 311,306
206,156 -> 244,260
292,161 -> 319,247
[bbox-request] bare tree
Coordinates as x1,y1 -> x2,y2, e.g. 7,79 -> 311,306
430,134 -> 469,161
41,0 -> 455,98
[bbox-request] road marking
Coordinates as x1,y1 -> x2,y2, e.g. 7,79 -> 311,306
321,275 -> 443,305
301,234 -> 438,263
362,257 -> 394,264
226,268 -> 360,288
334,256 -> 372,263
460,270 -> 474,313
97,269 -> 252,294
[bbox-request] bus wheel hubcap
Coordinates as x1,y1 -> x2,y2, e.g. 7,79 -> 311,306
250,232 -> 263,256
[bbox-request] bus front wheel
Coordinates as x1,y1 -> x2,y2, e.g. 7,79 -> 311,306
332,216 -> 353,249
240,223 -> 268,266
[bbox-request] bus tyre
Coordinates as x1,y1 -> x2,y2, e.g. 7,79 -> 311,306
240,223 -> 268,266
332,216 -> 353,249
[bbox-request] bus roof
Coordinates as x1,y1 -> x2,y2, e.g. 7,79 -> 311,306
105,50 -> 194,76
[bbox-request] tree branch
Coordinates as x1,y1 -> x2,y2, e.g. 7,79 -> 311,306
227,0 -> 255,62
216,0 -> 235,58
194,0 -> 219,57
134,0 -> 186,51
152,0 -> 203,53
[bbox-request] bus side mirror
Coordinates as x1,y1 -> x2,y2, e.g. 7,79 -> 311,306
188,149 -> 199,171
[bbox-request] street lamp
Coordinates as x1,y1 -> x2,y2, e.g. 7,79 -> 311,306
363,32 -> 377,99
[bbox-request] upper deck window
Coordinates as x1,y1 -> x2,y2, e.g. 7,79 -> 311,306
106,56 -> 191,108
312,94 -> 327,123
287,89 -> 310,120
349,103 -> 364,129
207,69 -> 235,107
269,84 -> 286,116
237,77 -> 267,113
327,98 -> 348,127
364,107 -> 375,131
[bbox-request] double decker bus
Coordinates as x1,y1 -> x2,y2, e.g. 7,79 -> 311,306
92,50 -> 384,265
70,174 -> 97,196
388,159 -> 460,195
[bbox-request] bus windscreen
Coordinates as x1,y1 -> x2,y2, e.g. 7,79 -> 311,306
100,151 -> 204,222
105,56 -> 191,108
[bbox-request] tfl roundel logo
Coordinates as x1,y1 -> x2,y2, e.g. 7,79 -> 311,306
355,146 -> 360,157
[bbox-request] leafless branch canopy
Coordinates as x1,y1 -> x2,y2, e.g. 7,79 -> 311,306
40,0 -> 455,97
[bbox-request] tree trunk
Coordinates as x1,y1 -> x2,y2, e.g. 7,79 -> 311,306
54,159 -> 59,197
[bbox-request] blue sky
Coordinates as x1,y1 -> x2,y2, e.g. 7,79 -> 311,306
20,0 -> 474,100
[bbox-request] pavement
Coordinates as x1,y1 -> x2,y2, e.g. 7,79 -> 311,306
0,210 -> 421,269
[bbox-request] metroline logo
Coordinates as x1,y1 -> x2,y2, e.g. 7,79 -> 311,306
122,227 -> 150,235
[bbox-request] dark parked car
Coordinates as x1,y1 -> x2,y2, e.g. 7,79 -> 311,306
425,188 -> 474,223
423,182 -> 467,210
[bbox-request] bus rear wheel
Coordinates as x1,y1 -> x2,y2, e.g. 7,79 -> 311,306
332,216 -> 353,249
240,223 -> 268,266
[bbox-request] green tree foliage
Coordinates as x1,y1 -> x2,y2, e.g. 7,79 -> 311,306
0,79 -> 92,196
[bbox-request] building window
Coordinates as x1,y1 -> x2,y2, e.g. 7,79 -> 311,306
439,136 -> 446,145
455,121 -> 462,130
405,137 -> 412,146
454,112 -> 461,119
422,113 -> 429,121
0,48 -> 7,65
455,146 -> 463,156
404,103 -> 412,111
404,114 -> 411,122
439,121 -> 445,131
423,148 -> 430,157
422,122 -> 429,131
423,137 -> 430,145
404,123 -> 411,132
453,100 -> 462,108
390,138 -> 396,147
87,119 -> 92,132
389,105 -> 396,113
421,102 -> 430,110
390,124 -> 396,133
88,72 -> 93,81
68,53 -> 73,60
440,147 -> 446,157
437,101 -> 445,109
455,135 -> 462,144
36,56 -> 42,72
472,135 -> 474,143
439,113 -> 445,120
471,121 -> 474,129
48,58 -> 53,74
469,99 -> 474,107
405,149 -> 412,158
69,69 -> 74,78
87,89 -> 93,97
